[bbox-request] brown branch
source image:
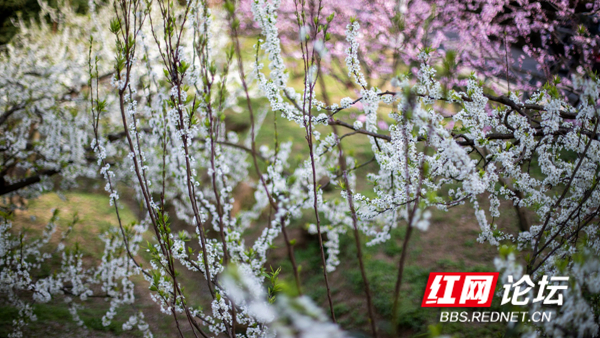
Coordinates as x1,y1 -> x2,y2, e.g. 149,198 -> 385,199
330,121 -> 378,337
0,169 -> 60,196
329,119 -> 392,141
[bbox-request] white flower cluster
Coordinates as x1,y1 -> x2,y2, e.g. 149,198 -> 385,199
220,265 -> 348,338
0,209 -> 147,337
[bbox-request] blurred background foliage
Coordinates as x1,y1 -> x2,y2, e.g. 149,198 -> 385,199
0,0 -> 88,44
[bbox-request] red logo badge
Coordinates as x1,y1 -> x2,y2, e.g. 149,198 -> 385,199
421,272 -> 499,307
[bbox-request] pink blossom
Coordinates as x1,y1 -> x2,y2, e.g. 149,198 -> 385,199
238,0 -> 600,93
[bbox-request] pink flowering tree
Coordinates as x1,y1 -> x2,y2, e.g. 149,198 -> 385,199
239,0 -> 600,93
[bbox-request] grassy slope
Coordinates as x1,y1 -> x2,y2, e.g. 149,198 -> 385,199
3,192 -> 178,338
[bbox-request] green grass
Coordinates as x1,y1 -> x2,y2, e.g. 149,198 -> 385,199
13,192 -> 137,259
266,202 -> 512,338
0,296 -> 157,338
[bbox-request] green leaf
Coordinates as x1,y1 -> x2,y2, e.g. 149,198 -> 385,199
109,19 -> 121,34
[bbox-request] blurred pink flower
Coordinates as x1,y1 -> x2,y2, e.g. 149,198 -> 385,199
237,0 -> 599,93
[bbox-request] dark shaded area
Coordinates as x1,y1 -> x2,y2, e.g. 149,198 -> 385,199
0,0 -> 89,45
473,0 -> 600,76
